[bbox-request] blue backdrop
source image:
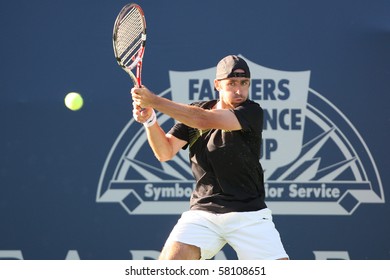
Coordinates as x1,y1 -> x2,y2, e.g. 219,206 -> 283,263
0,0 -> 389,260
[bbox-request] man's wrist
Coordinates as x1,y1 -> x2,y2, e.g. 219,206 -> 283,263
143,109 -> 156,128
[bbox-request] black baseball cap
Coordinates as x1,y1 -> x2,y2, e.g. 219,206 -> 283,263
216,55 -> 251,80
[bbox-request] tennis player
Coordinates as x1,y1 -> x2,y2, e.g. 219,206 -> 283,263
131,55 -> 288,260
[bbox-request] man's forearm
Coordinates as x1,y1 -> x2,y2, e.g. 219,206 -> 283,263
150,94 -> 208,129
145,122 -> 175,162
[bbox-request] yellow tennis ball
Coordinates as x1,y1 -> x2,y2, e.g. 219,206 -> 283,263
65,92 -> 84,111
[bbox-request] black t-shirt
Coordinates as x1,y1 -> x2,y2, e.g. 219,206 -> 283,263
168,99 -> 267,213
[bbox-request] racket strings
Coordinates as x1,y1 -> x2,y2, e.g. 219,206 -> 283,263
116,7 -> 145,67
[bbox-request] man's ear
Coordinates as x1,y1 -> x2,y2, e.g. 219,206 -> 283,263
214,79 -> 221,91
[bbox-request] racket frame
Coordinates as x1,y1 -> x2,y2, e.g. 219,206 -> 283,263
113,3 -> 146,87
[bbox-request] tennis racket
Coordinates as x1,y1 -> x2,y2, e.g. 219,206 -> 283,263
113,3 -> 146,87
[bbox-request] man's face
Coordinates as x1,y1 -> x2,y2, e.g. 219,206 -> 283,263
214,76 -> 250,108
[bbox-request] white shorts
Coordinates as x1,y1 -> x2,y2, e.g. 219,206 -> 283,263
164,208 -> 288,260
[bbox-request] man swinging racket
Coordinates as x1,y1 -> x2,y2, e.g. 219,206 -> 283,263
131,55 -> 288,260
